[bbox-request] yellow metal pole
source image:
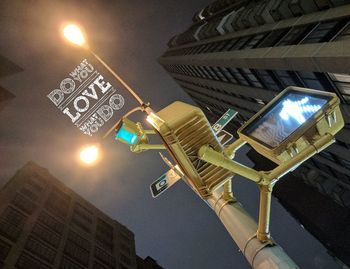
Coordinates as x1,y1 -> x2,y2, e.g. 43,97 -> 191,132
224,138 -> 246,158
198,145 -> 261,183
257,184 -> 273,242
223,179 -> 234,201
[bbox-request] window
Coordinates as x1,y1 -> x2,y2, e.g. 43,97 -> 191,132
120,254 -> 131,266
328,73 -> 350,103
212,67 -> 228,82
331,169 -> 350,183
20,179 -> 43,201
0,206 -> 26,241
93,261 -> 109,269
16,253 -> 50,269
31,223 -> 61,248
273,70 -> 299,87
96,219 -> 113,252
94,247 -> 115,268
60,256 -> 85,269
220,67 -> 237,83
297,71 -> 325,91
334,21 -> 350,41
216,40 -> 229,52
228,68 -> 249,86
242,33 -> 266,49
0,238 -> 11,262
12,193 -> 36,214
64,241 -> 90,267
276,25 -> 315,46
38,211 -> 64,235
240,68 -> 263,88
20,186 -> 39,201
71,215 -> 91,234
72,204 -> 93,232
230,36 -> 251,50
301,21 -> 340,44
68,230 -> 91,251
258,29 -> 290,48
205,66 -> 220,81
26,177 -> 45,192
254,69 -> 281,91
45,188 -> 71,220
25,236 -> 56,264
342,158 -> 350,170
222,38 -> 239,51
120,242 -> 131,255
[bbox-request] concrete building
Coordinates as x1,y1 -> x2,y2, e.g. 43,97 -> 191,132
159,0 -> 350,266
0,54 -> 23,112
0,162 -> 142,269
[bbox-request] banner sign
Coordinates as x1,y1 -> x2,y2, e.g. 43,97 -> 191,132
47,59 -> 135,136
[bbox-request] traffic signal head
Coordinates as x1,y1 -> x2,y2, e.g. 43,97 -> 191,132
115,118 -> 142,145
238,86 -> 344,164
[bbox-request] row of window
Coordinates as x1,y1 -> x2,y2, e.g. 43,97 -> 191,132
180,83 -> 257,117
25,236 -> 56,264
64,240 -> 90,267
45,188 -> 71,220
31,222 -> 61,248
306,158 -> 350,198
0,238 -> 11,263
95,246 -> 115,268
165,63 -> 350,105
318,151 -> 350,175
16,252 -> 50,269
0,206 -> 26,242
164,18 -> 349,56
12,192 -> 37,215
19,177 -> 45,202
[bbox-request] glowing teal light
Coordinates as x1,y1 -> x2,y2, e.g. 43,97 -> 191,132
115,124 -> 138,145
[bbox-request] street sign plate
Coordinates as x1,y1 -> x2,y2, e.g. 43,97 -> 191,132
217,129 -> 234,145
150,166 -> 181,198
212,108 -> 238,134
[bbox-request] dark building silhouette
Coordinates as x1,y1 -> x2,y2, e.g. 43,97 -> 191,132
0,162 -> 161,269
159,0 -> 350,266
137,256 -> 163,269
0,54 -> 23,111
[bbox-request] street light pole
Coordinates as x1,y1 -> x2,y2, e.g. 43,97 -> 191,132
62,23 -> 149,109
206,191 -> 297,269
87,49 -> 146,106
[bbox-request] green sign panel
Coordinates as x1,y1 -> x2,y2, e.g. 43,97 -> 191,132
212,109 -> 238,134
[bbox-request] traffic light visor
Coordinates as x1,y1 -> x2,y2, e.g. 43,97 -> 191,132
241,90 -> 331,149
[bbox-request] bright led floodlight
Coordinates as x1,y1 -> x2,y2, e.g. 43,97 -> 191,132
238,86 -> 343,161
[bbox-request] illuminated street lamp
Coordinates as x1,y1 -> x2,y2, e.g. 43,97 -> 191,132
63,24 -> 86,47
79,145 -> 100,165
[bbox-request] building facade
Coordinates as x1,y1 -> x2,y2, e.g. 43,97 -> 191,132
159,0 -> 350,208
159,0 -> 350,266
0,54 -> 23,112
0,162 -> 139,269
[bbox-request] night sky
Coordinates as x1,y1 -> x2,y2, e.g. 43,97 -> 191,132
0,1 -> 341,268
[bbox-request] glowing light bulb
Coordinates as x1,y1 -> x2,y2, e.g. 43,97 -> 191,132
79,145 -> 99,165
63,24 -> 86,46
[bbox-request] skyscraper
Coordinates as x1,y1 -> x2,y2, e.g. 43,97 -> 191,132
0,162 -> 162,269
159,0 -> 350,266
